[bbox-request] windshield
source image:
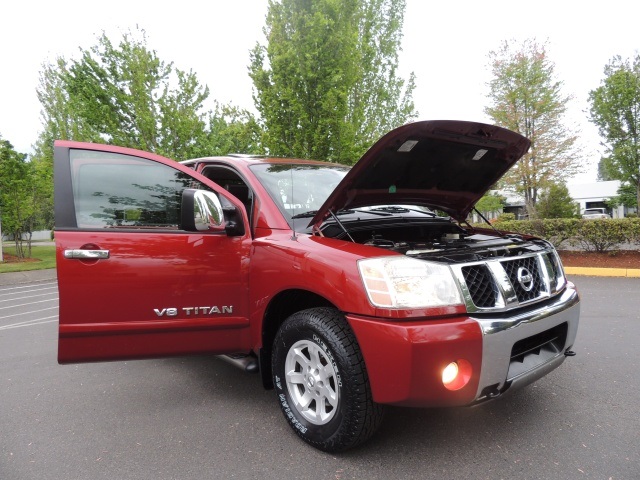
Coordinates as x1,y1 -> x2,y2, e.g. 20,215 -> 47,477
250,163 -> 349,225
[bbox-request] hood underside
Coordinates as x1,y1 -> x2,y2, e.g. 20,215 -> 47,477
311,120 -> 530,226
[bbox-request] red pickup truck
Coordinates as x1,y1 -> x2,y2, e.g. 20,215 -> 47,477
54,120 -> 580,452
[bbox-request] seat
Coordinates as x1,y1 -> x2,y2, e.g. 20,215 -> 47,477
226,184 -> 252,216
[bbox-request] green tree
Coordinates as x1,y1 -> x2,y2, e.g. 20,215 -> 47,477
597,158 -> 614,181
200,102 -> 265,157
474,192 -> 506,215
36,29 -> 263,161
249,0 -> 416,164
536,182 -> 579,219
60,29 -> 210,160
27,57 -> 93,234
0,137 -> 43,258
485,39 -> 580,215
36,57 -> 102,147
588,54 -> 640,211
32,29 -> 263,228
605,182 -> 638,211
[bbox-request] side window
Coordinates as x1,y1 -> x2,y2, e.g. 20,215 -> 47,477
201,165 -> 253,215
70,149 -> 210,229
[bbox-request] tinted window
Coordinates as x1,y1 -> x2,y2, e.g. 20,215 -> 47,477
70,150 -> 206,229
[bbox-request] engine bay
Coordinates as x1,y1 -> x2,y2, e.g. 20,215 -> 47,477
322,218 -> 548,264
365,232 -> 549,264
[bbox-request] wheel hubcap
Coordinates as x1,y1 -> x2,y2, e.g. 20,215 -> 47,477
285,339 -> 339,425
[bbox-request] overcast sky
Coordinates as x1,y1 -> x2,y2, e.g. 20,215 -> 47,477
1,0 -> 638,183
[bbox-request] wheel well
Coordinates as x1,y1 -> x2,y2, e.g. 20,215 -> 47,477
259,290 -> 336,389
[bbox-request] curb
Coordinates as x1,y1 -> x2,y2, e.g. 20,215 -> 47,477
0,269 -> 58,286
564,266 -> 640,278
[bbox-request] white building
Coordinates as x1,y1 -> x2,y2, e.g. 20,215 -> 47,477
567,181 -> 626,218
472,180 -> 635,221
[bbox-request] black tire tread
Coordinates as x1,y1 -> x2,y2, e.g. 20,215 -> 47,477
273,307 -> 385,452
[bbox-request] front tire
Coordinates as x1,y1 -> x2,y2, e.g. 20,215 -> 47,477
272,308 -> 384,452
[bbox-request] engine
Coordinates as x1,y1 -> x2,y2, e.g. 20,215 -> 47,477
362,231 -> 547,264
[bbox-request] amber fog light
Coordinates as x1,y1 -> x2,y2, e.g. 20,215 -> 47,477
442,359 -> 472,391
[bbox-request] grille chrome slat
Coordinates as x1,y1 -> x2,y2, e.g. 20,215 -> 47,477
451,251 -> 565,313
461,265 -> 496,308
502,256 -> 543,302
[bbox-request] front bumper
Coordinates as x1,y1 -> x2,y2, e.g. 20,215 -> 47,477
347,284 -> 580,407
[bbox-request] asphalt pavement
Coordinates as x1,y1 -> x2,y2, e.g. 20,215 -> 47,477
1,275 -> 638,479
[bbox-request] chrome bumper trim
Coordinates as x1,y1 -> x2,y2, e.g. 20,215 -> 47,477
471,285 -> 580,400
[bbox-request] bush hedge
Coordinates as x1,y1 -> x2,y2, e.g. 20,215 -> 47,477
489,218 -> 640,252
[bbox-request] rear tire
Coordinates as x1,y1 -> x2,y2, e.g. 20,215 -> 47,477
272,308 -> 384,452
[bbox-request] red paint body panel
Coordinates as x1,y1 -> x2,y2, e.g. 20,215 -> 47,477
59,326 -> 251,364
347,314 -> 483,406
56,230 -> 252,363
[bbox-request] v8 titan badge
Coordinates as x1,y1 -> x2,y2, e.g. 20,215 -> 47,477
154,305 -> 234,317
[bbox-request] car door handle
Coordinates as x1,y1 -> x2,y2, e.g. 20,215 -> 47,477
64,249 -> 110,259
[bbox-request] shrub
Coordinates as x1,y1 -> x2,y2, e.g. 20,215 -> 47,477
626,218 -> 640,245
495,212 -> 516,223
573,218 -> 639,252
488,218 -> 639,252
493,218 -> 579,248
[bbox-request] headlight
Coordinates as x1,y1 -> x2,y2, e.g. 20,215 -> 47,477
357,257 -> 463,309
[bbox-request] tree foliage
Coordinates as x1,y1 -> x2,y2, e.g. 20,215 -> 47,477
588,54 -> 640,211
201,102 -> 265,157
597,158 -> 614,181
474,192 -> 506,215
606,182 -> 638,210
35,29 -> 262,162
536,182 -> 579,219
249,0 -> 416,163
485,39 -> 580,214
60,30 -> 210,159
0,137 -> 49,258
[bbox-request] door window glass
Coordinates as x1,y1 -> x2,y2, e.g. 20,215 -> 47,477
70,149 -> 206,229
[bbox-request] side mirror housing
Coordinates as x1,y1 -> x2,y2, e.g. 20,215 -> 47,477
181,189 -> 226,233
181,189 -> 245,237
222,206 -> 245,237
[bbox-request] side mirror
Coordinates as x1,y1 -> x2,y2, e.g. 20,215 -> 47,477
181,189 -> 226,233
181,189 -> 245,237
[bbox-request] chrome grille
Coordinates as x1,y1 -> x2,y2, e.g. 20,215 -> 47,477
502,256 -> 543,302
546,252 -> 559,279
461,265 -> 497,308
452,251 -> 565,313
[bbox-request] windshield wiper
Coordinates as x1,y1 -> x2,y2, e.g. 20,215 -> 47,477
291,210 -> 318,219
291,209 -> 354,219
364,206 -> 438,217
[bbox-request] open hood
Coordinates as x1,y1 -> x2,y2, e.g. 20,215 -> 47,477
310,120 -> 530,227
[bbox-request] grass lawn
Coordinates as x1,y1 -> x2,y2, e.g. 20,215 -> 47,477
0,245 -> 56,273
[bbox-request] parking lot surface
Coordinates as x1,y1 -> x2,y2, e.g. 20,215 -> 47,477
1,275 -> 638,479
